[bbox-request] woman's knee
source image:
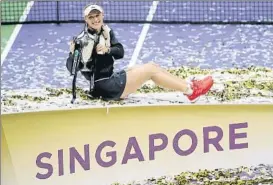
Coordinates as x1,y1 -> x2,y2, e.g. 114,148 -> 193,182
144,61 -> 161,74
126,62 -> 160,78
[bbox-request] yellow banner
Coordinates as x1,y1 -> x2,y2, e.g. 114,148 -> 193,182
2,104 -> 273,185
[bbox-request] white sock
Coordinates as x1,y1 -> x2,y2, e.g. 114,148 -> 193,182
184,83 -> 193,95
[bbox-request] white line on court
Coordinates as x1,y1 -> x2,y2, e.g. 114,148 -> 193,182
128,1 -> 159,68
1,1 -> 34,66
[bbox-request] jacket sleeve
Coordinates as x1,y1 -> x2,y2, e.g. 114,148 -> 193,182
66,52 -> 74,74
67,52 -> 73,61
108,30 -> 124,59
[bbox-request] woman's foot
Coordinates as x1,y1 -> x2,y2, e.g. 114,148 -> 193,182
186,76 -> 214,102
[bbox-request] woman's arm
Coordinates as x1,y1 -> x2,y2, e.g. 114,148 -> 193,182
108,30 -> 124,59
66,52 -> 74,75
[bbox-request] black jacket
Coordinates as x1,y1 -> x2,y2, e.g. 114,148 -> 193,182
66,28 -> 124,80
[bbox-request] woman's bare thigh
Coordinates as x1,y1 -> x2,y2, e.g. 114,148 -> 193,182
120,63 -> 154,98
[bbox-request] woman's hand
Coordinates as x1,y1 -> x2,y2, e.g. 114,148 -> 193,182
96,44 -> 109,55
69,41 -> 75,54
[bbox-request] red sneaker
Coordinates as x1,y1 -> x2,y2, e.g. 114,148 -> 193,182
186,76 -> 214,102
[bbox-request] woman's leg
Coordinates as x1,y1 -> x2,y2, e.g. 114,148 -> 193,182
120,62 -> 193,98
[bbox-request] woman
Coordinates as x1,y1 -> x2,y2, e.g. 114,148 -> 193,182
68,4 -> 214,102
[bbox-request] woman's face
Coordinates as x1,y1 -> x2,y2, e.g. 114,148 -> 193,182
85,10 -> 104,31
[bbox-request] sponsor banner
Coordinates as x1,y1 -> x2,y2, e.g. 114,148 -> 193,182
1,104 -> 273,185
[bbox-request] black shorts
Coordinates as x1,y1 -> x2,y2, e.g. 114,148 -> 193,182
92,70 -> 127,101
